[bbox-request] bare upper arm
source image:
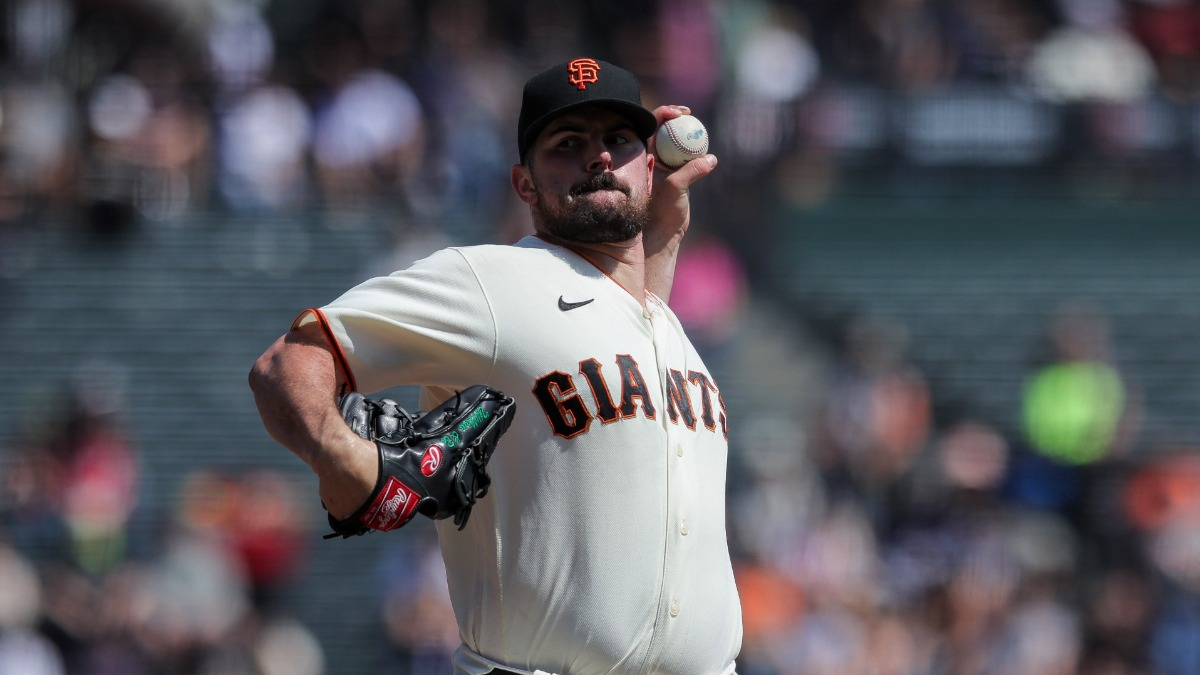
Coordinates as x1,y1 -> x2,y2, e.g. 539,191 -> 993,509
251,320 -> 350,398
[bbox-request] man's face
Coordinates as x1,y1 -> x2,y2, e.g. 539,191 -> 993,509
513,107 -> 654,244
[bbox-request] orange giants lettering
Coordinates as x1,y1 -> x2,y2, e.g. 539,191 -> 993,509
533,356 -> 728,440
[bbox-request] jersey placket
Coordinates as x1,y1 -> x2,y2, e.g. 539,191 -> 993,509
639,299 -> 696,670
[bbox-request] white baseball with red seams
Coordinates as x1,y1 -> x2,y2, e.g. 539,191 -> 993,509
655,114 -> 709,168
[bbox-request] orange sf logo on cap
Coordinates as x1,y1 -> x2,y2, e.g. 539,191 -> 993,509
568,58 -> 601,90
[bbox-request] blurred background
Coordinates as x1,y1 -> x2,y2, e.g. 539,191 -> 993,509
1,0 -> 1200,673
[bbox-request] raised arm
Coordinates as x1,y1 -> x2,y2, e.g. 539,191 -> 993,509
248,321 -> 378,519
643,105 -> 718,302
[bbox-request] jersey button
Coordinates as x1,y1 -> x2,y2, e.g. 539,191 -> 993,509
669,601 -> 680,618
680,520 -> 690,536
642,307 -> 652,320
676,444 -> 684,457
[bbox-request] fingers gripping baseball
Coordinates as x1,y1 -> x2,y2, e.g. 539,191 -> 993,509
663,151 -> 718,192
650,106 -> 716,192
649,153 -> 715,241
650,107 -> 716,171
645,106 -> 716,259
324,385 -> 516,539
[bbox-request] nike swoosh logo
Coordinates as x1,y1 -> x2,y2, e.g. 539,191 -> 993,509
558,296 -> 595,311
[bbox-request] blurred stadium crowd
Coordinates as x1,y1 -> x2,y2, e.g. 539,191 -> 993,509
3,0 -> 1200,674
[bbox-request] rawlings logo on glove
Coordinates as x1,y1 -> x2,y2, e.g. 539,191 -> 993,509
362,478 -> 421,531
325,385 -> 516,539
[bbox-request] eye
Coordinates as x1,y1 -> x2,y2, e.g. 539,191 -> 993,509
552,135 -> 582,151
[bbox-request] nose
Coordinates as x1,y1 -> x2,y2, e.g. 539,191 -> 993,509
585,141 -> 614,173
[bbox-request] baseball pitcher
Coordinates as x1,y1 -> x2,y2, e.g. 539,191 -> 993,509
250,58 -> 742,675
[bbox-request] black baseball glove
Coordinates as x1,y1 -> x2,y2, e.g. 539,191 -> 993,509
325,384 -> 516,539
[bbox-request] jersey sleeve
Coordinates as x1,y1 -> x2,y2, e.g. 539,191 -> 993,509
293,248 -> 498,395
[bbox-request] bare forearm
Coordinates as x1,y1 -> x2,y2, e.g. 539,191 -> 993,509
644,106 -> 717,300
645,238 -> 682,301
248,324 -> 377,517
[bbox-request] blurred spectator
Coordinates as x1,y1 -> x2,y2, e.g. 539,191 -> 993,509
772,605 -> 870,675
407,0 -> 524,239
2,0 -> 79,223
729,416 -> 824,566
825,0 -> 957,92
1124,449 -> 1200,532
6,0 -> 73,72
730,5 -> 820,105
0,77 -> 79,219
1020,302 -> 1140,466
311,67 -> 425,211
862,607 -> 941,675
375,528 -> 460,674
0,543 -> 63,675
124,468 -> 321,675
215,83 -> 314,213
306,13 -> 426,215
0,629 -> 64,675
1119,447 -> 1200,674
177,469 -> 311,610
938,420 -> 1011,495
717,1 -> 819,167
1009,301 -> 1144,577
1147,504 -> 1200,675
1,362 -> 139,576
1082,566 -> 1156,671
55,405 -> 139,577
946,0 -> 1055,84
82,47 -> 213,232
733,553 -> 806,675
1026,0 -> 1158,103
993,596 -> 1084,675
765,501 -> 882,674
133,527 -> 252,671
37,560 -> 160,673
814,314 -> 933,524
1128,0 -> 1200,100
205,1 -> 277,96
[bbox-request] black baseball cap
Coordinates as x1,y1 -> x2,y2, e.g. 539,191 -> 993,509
517,58 -> 658,162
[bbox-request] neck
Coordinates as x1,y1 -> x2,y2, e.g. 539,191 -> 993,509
537,232 -> 649,304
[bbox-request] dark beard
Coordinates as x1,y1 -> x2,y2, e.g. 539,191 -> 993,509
536,173 -> 649,244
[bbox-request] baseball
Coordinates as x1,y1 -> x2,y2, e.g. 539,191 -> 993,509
655,114 -> 709,168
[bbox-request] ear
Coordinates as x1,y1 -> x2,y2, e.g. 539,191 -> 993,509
511,164 -> 537,205
645,152 -> 655,192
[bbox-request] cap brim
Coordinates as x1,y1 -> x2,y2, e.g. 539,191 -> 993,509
520,100 -> 658,161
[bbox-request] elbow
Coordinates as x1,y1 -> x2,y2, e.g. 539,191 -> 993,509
248,342 -> 293,445
248,352 -> 267,396
248,342 -> 282,402
248,326 -> 342,408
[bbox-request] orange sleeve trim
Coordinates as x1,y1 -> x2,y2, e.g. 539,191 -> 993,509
292,308 -> 358,394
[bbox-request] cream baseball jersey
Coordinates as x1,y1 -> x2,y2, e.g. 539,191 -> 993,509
296,235 -> 742,674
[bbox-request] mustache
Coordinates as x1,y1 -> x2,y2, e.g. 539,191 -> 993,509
570,172 -> 630,197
